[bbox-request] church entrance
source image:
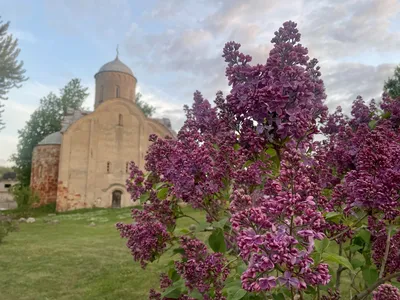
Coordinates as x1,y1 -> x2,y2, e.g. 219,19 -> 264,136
112,190 -> 122,208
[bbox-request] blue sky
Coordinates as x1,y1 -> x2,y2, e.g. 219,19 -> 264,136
1,0 -> 400,166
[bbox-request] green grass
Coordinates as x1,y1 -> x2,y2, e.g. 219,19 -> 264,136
0,206 -> 205,300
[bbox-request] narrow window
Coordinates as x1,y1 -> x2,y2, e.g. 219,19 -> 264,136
107,162 -> 111,173
38,165 -> 43,177
126,162 -> 129,173
118,114 -> 123,126
100,85 -> 104,102
116,85 -> 120,98
4,184 -> 11,188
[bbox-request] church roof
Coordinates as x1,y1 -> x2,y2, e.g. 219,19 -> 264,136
96,57 -> 134,77
38,132 -> 62,145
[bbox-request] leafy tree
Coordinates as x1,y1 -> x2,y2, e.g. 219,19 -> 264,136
0,166 -> 13,178
11,79 -> 88,186
136,92 -> 156,117
384,65 -> 400,99
0,17 -> 28,131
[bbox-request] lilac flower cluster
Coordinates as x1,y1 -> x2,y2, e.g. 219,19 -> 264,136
369,217 -> 400,277
372,284 -> 400,300
175,237 -> 229,299
344,124 -> 400,219
116,220 -> 170,268
223,21 -> 327,144
231,150 -> 330,292
126,162 -> 146,201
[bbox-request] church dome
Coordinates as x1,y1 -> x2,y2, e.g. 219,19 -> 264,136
96,57 -> 134,77
38,132 -> 62,145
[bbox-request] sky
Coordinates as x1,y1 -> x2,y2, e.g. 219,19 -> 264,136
0,0 -> 400,166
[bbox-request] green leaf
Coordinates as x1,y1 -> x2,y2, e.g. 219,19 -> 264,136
157,187 -> 169,200
325,212 -> 342,223
351,257 -> 365,270
139,192 -> 150,204
368,119 -> 377,129
266,148 -> 277,157
236,262 -> 247,275
188,290 -> 203,299
224,279 -> 242,289
357,229 -> 371,244
359,229 -> 371,241
208,228 -> 226,253
381,111 -> 391,119
228,289 -> 247,300
325,212 -> 341,219
168,268 -> 181,282
243,160 -> 253,168
349,244 -> 363,252
391,281 -> 400,289
233,144 -> 241,151
270,155 -> 280,176
195,222 -> 213,232
153,182 -> 166,190
272,293 -> 285,300
172,248 -> 185,256
161,286 -> 182,298
315,238 -> 330,253
304,286 -> 317,295
212,217 -> 229,229
213,143 -> 220,150
362,266 -> 378,286
322,253 -> 354,272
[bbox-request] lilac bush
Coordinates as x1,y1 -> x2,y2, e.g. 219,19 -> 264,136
117,21 -> 400,299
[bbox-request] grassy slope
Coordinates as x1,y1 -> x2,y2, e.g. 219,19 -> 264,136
0,207 -> 205,300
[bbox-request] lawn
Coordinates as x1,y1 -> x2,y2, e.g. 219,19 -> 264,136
0,206 -> 205,300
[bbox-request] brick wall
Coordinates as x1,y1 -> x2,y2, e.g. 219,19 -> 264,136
30,145 -> 61,205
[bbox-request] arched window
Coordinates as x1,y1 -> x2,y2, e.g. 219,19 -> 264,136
116,85 -> 120,98
118,114 -> 123,126
100,85 -> 104,102
107,161 -> 111,173
126,162 -> 129,173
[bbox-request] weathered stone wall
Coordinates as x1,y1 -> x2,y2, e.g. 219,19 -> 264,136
56,98 -> 173,212
30,145 -> 61,205
0,180 -> 18,210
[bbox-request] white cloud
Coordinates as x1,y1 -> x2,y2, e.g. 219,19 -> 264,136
137,84 -> 186,131
122,0 -> 400,118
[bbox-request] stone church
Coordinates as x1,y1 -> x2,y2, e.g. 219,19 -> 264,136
30,55 -> 175,211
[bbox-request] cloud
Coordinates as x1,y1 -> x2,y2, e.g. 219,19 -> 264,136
2,0 -> 400,164
121,0 -> 400,119
323,62 -> 397,111
137,84 -> 186,131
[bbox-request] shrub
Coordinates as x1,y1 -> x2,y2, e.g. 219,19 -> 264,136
10,184 -> 40,209
0,215 -> 18,243
118,21 -> 400,300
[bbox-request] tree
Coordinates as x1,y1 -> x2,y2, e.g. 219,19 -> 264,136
11,79 -> 88,186
0,166 -> 13,178
0,17 -> 28,131
384,65 -> 400,99
135,92 -> 156,117
118,22 -> 400,300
